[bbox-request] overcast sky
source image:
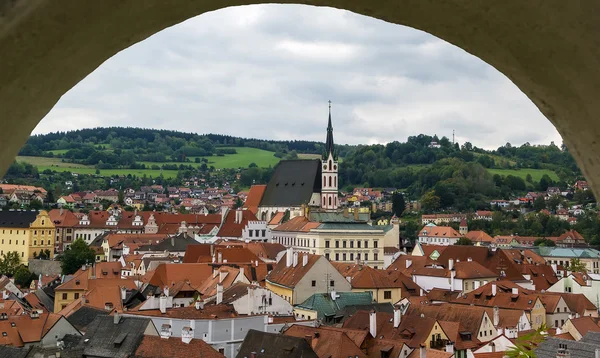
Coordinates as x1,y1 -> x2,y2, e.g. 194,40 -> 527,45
34,5 -> 562,149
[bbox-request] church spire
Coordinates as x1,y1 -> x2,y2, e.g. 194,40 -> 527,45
325,100 -> 334,159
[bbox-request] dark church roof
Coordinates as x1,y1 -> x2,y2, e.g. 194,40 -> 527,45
259,160 -> 322,207
0,210 -> 38,228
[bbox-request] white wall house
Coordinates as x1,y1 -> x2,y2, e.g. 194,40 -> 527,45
242,221 -> 272,242
547,273 -> 600,308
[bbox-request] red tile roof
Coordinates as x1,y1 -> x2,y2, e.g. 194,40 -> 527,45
242,185 -> 266,215
135,335 -> 225,358
267,253 -> 321,288
216,209 -> 258,238
418,226 -> 461,238
284,324 -> 368,358
332,262 -> 406,289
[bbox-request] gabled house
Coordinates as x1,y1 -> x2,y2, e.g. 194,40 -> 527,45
332,262 -> 421,303
266,249 -> 351,304
418,223 -> 461,246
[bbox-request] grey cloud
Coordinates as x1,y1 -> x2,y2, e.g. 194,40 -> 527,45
34,4 -> 561,149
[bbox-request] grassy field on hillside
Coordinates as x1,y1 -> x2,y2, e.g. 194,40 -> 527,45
487,168 -> 559,181
18,146 -> 280,177
195,147 -> 280,168
298,153 -> 321,160
16,156 -> 90,168
16,156 -> 178,178
141,147 -> 280,169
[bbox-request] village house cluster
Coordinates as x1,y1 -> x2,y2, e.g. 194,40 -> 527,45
0,112 -> 599,357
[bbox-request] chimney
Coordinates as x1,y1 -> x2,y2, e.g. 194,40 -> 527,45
81,264 -> 86,271
493,306 -> 500,327
420,344 -> 426,358
354,209 -> 359,221
220,206 -> 228,225
219,270 -> 227,283
236,209 -> 243,224
369,311 -> 377,338
182,326 -> 193,344
304,334 -> 312,347
406,259 -> 412,269
195,300 -> 204,310
159,296 -> 167,314
448,259 -> 454,271
293,251 -> 299,267
286,247 -> 293,267
446,341 -> 454,354
120,287 -> 127,301
512,287 -> 519,295
492,283 -> 497,296
393,308 -> 401,328
467,257 -> 472,262
302,254 -> 308,267
450,270 -> 456,291
330,290 -> 337,301
217,251 -> 223,263
216,283 -> 223,305
113,311 -> 120,325
171,236 -> 175,247
557,343 -> 571,358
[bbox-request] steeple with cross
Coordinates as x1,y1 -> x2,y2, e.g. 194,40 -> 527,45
321,100 -> 338,210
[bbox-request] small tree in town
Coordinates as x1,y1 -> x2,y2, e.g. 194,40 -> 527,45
569,258 -> 588,273
14,266 -> 36,288
392,192 -> 406,217
506,324 -> 547,357
455,237 -> 474,246
60,238 -> 95,275
0,251 -> 22,276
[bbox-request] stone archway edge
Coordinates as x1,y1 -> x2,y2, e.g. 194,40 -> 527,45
1,1 -> 600,195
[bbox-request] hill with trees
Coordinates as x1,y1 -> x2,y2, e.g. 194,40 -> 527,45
7,128 -> 589,213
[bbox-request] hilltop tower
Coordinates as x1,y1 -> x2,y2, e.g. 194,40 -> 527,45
321,101 -> 338,211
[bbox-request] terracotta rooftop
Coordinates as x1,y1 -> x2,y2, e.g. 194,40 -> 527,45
332,262 -> 406,289
216,209 -> 258,238
419,225 -> 461,238
242,185 -> 266,215
134,334 -> 225,358
284,324 -> 368,358
267,252 -> 321,288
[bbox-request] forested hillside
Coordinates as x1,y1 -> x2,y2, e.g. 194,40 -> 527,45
10,128 -> 588,211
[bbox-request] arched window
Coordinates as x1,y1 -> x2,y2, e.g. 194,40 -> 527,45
334,177 -> 336,187
323,176 -> 326,186
329,197 -> 332,206
328,176 -> 332,187
323,196 -> 326,204
328,160 -> 332,170
335,197 -> 338,206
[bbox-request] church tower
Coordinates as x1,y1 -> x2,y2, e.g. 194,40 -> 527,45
321,101 -> 339,210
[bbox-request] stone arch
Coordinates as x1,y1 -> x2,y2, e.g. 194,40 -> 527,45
2,2 -> 600,194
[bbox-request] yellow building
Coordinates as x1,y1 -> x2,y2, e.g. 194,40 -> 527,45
0,210 -> 55,265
